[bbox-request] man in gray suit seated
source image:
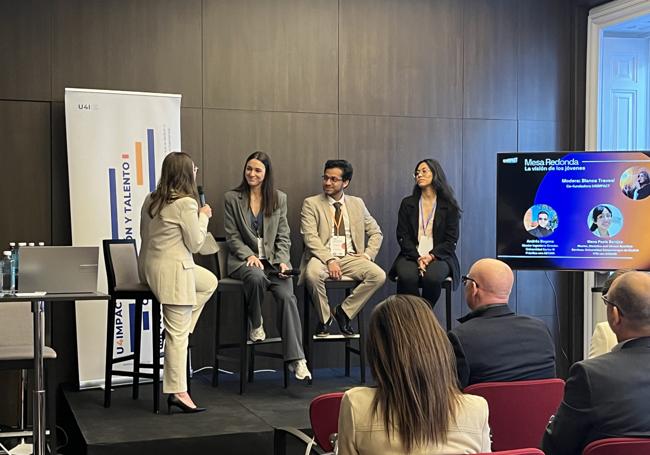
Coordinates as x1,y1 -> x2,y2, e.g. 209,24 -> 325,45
542,271 -> 650,454
300,159 -> 385,336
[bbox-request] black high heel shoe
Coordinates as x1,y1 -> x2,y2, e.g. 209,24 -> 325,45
167,394 -> 206,415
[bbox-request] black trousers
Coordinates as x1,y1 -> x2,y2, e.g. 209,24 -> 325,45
394,256 -> 450,307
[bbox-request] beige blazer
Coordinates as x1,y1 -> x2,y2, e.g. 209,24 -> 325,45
299,193 -> 383,280
588,321 -> 618,359
139,194 -> 209,305
338,387 -> 491,455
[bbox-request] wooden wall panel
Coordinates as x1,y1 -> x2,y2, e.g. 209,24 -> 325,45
518,0 -> 571,121
463,0 -> 518,120
202,0 -> 338,113
51,102 -> 72,247
52,0 -> 202,106
181,108 -> 203,183
460,119 -> 517,273
0,101 -> 51,248
518,120 -> 570,152
339,0 -> 463,117
0,0 -> 52,101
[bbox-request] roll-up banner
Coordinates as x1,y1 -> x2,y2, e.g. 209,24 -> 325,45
65,88 -> 181,389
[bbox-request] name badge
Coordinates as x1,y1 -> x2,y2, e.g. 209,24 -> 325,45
330,235 -> 347,257
257,237 -> 267,260
417,235 -> 433,257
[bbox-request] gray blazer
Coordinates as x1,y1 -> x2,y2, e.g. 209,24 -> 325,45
223,190 -> 291,276
139,194 -> 209,305
299,193 -> 383,282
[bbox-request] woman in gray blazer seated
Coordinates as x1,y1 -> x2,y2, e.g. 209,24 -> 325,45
338,295 -> 490,454
140,152 -> 218,414
224,151 -> 311,381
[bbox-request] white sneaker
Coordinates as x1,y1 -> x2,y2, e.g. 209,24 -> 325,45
249,317 -> 266,342
290,359 -> 312,381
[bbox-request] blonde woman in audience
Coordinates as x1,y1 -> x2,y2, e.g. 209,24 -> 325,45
337,294 -> 490,455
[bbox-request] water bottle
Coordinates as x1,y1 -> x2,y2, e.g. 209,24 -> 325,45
1,251 -> 15,295
15,242 -> 26,288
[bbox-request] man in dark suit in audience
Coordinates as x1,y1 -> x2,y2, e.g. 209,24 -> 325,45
541,271 -> 650,455
447,258 -> 556,388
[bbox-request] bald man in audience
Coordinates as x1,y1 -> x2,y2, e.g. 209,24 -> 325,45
447,258 -> 556,388
542,271 -> 650,455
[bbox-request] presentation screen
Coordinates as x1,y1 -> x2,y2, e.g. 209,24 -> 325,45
496,151 -> 650,271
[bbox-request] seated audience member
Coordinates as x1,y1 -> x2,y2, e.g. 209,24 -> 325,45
223,151 -> 310,380
542,271 -> 650,454
588,269 -> 630,359
338,295 -> 490,455
300,159 -> 385,336
447,258 -> 556,388
389,158 -> 461,308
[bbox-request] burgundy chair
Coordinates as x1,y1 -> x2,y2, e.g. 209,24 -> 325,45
479,450 -> 545,455
464,378 -> 565,451
274,391 -> 344,454
582,437 -> 650,455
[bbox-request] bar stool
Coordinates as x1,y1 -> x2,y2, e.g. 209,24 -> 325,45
303,277 -> 366,383
211,238 -> 290,394
0,302 -> 57,454
102,239 -> 163,413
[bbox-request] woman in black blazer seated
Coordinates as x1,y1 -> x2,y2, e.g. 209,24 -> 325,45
223,151 -> 311,381
389,159 -> 461,306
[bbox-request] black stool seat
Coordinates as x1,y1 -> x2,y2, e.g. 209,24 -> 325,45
103,239 -> 162,414
211,239 -> 290,394
303,277 -> 366,383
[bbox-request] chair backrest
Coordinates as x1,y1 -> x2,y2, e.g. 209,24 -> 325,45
309,392 -> 344,452
464,378 -> 565,451
582,437 -> 650,455
214,237 -> 228,280
479,450 -> 545,455
102,239 -> 141,292
0,302 -> 35,346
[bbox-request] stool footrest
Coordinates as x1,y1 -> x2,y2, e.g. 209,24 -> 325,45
110,354 -> 136,364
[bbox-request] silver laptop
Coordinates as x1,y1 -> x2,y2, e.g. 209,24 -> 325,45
19,246 -> 99,294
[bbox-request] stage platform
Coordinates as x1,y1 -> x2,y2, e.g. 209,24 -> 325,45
61,368 -> 366,455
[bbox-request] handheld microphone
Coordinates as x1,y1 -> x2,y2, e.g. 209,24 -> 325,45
198,186 -> 206,207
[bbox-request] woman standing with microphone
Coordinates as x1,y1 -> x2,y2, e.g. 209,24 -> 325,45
139,151 -> 218,413
224,151 -> 311,381
389,158 -> 461,307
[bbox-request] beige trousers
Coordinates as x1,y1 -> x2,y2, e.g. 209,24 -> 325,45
303,255 -> 386,323
162,265 -> 218,394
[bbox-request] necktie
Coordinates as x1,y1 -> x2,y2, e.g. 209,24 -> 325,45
333,202 -> 346,238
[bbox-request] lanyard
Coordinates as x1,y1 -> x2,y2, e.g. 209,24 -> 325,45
419,197 -> 436,234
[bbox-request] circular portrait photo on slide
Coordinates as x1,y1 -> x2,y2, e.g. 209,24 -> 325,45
620,166 -> 650,200
587,204 -> 623,239
523,204 -> 557,238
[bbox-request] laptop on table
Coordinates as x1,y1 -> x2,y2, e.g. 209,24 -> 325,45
18,246 -> 99,294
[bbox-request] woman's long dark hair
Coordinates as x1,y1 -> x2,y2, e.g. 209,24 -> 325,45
590,205 -> 612,232
234,151 -> 278,217
412,159 -> 461,214
148,152 -> 199,218
368,295 -> 461,453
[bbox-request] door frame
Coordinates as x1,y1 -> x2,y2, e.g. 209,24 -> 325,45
584,0 -> 650,359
